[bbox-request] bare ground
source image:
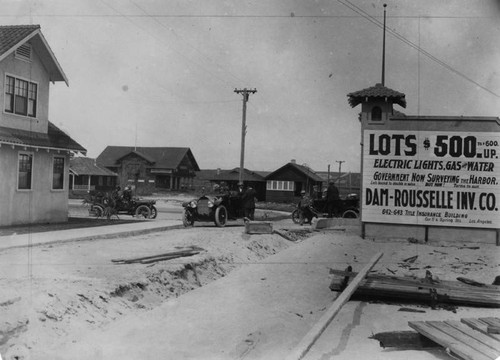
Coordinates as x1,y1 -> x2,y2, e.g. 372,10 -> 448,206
0,193 -> 499,359
0,220 -> 312,359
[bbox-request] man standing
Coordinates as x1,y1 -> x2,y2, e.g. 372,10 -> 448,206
326,181 -> 340,218
241,185 -> 257,220
298,190 -> 313,225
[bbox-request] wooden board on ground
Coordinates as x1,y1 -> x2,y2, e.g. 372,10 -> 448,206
244,221 -> 273,234
409,318 -> 500,360
329,270 -> 500,307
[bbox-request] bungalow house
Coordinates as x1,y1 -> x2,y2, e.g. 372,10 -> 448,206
0,25 -> 86,226
96,146 -> 200,194
264,160 -> 324,203
69,157 -> 118,195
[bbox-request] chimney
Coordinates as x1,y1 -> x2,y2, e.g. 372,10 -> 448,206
290,159 -> 296,164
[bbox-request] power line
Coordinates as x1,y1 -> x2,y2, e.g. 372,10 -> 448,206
0,14 -> 495,19
337,0 -> 500,98
128,0 -> 246,86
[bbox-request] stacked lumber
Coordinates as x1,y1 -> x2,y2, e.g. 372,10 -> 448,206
409,318 -> 500,360
111,246 -> 203,264
329,270 -> 500,307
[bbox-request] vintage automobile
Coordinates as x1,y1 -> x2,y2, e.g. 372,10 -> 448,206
291,193 -> 360,223
182,193 -> 245,227
86,191 -> 157,219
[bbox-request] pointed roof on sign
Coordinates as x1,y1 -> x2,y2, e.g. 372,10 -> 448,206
0,25 -> 68,85
347,83 -> 406,108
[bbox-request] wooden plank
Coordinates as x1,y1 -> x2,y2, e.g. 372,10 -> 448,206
112,248 -> 202,264
461,318 -> 500,341
369,331 -> 439,349
285,252 -> 383,360
443,321 -> 500,353
426,321 -> 500,359
408,321 -> 491,360
328,272 -> 500,307
480,318 -> 500,329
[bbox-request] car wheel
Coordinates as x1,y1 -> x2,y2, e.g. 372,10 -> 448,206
183,210 -> 194,227
91,205 -> 104,218
291,209 -> 300,224
214,206 -> 227,227
342,209 -> 358,219
135,205 -> 151,219
150,206 -> 158,219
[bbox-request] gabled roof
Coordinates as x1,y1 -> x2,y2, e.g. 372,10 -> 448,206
265,162 -> 324,182
116,150 -> 156,164
347,83 -> 406,108
0,121 -> 86,154
96,146 -> 200,171
0,25 -> 68,85
70,157 -> 118,176
196,168 -> 265,182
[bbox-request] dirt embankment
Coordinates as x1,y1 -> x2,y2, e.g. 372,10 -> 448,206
0,225 -> 310,358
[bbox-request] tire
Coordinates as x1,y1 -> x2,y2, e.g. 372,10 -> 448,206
91,205 -> 104,218
291,209 -> 301,224
135,205 -> 151,219
149,206 -> 158,219
214,206 -> 227,227
342,209 -> 358,219
183,210 -> 194,227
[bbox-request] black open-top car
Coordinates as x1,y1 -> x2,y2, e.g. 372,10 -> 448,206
182,193 -> 244,227
86,191 -> 157,219
291,193 -> 360,224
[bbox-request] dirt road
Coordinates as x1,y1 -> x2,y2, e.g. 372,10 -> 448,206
0,218 -> 311,359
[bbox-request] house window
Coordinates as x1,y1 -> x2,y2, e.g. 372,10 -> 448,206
52,157 -> 65,189
18,153 -> 33,190
266,180 -> 294,191
371,106 -> 382,121
4,75 -> 37,117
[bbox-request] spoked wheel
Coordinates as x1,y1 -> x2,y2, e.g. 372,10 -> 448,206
90,205 -> 104,218
149,206 -> 158,219
214,206 -> 227,227
183,210 -> 194,227
135,205 -> 151,219
342,210 -> 359,219
291,209 -> 301,224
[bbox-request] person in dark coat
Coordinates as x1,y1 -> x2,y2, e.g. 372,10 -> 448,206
241,185 -> 257,220
326,181 -> 340,218
298,190 -> 314,225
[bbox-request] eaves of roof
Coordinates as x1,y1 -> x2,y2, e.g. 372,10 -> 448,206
0,122 -> 86,154
347,83 -> 406,108
0,25 -> 68,85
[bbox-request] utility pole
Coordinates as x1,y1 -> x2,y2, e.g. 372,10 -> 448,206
381,3 -> 387,86
234,88 -> 257,185
336,160 -> 345,182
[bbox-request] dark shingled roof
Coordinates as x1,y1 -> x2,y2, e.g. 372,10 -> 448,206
0,25 -> 40,56
96,146 -> 200,171
70,157 -> 118,176
265,162 -> 324,182
0,24 -> 68,84
347,83 -> 406,108
0,122 -> 86,153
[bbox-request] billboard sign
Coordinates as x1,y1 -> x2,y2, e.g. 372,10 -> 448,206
362,130 -> 499,228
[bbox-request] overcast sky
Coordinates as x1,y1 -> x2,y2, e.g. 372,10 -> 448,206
2,0 -> 500,172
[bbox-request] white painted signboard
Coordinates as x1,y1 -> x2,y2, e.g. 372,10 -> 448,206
362,130 -> 500,228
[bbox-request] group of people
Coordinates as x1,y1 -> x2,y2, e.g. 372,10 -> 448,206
298,181 -> 340,225
238,182 -> 257,221
111,185 -> 133,208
